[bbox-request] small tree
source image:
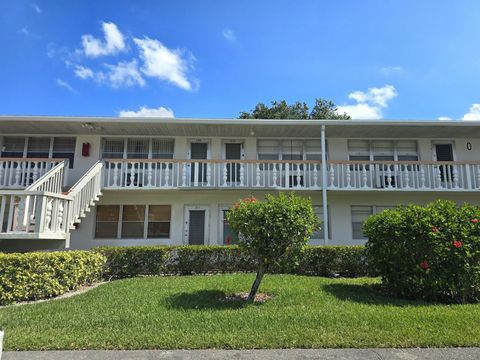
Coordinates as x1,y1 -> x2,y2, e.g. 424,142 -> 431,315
226,193 -> 319,302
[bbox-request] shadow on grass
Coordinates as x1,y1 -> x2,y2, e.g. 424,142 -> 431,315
166,290 -> 253,310
323,283 -> 432,307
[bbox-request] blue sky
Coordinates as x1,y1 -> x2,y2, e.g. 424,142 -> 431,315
1,0 -> 480,120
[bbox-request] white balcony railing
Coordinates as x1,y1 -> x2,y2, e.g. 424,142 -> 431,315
0,158 -> 64,189
103,159 -> 480,191
327,161 -> 480,190
103,159 -> 323,189
0,190 -> 70,238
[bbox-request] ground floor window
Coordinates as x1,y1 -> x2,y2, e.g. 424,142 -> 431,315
312,206 -> 331,240
95,205 -> 171,239
351,205 -> 395,239
221,209 -> 239,245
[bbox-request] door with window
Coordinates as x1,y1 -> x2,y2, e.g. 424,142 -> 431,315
184,207 -> 209,245
189,142 -> 209,185
434,143 -> 454,183
224,142 -> 243,184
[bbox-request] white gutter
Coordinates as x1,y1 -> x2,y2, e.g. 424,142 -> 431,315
321,125 -> 329,245
0,115 -> 480,127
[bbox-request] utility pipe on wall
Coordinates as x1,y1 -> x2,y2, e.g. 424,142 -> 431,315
321,125 -> 329,245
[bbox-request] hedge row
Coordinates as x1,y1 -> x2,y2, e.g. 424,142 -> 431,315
0,246 -> 368,305
0,251 -> 106,306
95,245 -> 368,279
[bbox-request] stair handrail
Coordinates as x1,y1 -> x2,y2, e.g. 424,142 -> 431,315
66,161 -> 103,228
25,159 -> 69,193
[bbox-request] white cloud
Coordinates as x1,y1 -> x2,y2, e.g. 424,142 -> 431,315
134,37 -> 194,90
380,66 -> 403,75
462,104 -> 480,121
56,79 -> 76,93
18,26 -> 40,38
74,65 -> 94,79
222,29 -> 236,41
81,22 -> 126,57
337,85 -> 397,119
337,103 -> 382,119
31,3 -> 41,13
438,116 -> 452,121
348,85 -> 397,107
119,106 -> 174,118
105,60 -> 145,88
73,60 -> 144,88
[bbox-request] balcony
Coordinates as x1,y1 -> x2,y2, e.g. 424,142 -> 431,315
0,158 -> 65,189
102,159 -> 480,191
328,161 -> 480,191
103,159 -> 323,189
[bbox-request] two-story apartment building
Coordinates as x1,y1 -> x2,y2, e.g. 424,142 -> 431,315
1,116 -> 479,252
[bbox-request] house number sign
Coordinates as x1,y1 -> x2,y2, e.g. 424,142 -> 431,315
467,142 -> 472,151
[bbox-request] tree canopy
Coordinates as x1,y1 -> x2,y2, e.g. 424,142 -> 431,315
238,99 -> 351,120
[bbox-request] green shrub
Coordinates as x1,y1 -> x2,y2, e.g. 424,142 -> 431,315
0,251 -> 105,306
364,200 -> 480,303
96,245 -> 367,279
226,193 -> 320,301
291,246 -> 369,277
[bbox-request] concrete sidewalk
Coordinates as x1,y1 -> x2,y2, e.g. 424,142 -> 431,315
3,348 -> 480,360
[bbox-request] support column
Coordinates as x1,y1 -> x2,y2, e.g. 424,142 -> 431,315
321,125 -> 329,245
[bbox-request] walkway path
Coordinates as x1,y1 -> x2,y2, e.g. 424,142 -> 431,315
3,348 -> 480,360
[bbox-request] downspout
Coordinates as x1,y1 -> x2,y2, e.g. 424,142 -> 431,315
321,125 -> 329,245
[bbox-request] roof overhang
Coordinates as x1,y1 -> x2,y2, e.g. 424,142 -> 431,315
0,116 -> 479,138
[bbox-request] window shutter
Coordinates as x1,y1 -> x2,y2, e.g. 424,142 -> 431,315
397,141 -> 418,161
1,137 -> 25,157
281,140 -> 303,160
152,139 -> 174,159
257,140 -> 279,160
348,140 -> 370,161
27,137 -> 50,158
52,137 -> 76,167
305,140 -> 322,160
102,139 -> 124,159
127,139 -> 149,159
372,140 -> 394,160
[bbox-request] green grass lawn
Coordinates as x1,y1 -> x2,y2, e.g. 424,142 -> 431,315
1,274 -> 480,350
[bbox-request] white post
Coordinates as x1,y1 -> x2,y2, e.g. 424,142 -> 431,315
321,125 -> 329,245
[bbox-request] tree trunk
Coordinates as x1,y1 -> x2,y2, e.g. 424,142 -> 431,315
247,263 -> 265,302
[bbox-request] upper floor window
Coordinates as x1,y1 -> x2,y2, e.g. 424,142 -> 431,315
257,139 -> 324,161
0,136 -> 76,168
348,140 -> 418,162
101,138 -> 174,159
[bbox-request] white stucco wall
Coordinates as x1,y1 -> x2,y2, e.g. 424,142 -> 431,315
3,133 -> 480,249
69,188 -> 480,249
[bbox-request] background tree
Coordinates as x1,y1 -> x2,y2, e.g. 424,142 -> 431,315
226,193 -> 319,302
239,98 -> 350,120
